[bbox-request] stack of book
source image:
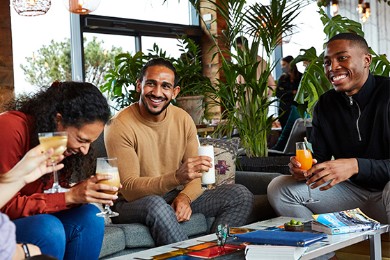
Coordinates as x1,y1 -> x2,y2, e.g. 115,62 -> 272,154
245,245 -> 307,260
311,208 -> 380,235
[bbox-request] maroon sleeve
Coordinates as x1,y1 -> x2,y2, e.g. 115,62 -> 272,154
0,112 -> 70,219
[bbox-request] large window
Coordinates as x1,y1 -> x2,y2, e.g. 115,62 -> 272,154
92,0 -> 195,25
11,1 -> 199,96
11,1 -> 71,95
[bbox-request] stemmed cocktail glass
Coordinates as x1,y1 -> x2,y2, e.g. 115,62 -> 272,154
38,132 -> 68,193
95,157 -> 120,218
296,141 -> 319,204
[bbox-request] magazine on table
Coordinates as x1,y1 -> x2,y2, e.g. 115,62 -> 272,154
311,208 -> 380,235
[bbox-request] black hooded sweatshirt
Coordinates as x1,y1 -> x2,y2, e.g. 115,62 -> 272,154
311,73 -> 390,191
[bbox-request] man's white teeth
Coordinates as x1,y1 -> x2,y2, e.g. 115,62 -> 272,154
332,75 -> 347,81
151,98 -> 162,103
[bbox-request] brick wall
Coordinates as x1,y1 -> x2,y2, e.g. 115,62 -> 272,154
200,0 -> 226,120
0,0 -> 14,113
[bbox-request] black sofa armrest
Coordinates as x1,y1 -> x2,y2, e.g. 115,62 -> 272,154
235,171 -> 282,195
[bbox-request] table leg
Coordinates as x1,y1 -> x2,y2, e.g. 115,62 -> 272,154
369,233 -> 382,259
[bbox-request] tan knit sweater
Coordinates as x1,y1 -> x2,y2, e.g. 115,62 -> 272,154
104,103 -> 203,202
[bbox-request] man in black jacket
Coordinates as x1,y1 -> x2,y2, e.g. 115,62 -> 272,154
267,33 -> 390,225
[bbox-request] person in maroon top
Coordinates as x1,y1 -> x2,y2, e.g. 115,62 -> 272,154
1,145 -> 64,259
0,81 -> 112,260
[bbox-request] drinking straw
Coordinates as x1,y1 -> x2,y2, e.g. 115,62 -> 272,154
196,135 -> 201,147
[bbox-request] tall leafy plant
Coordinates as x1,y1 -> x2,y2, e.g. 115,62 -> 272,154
203,0 -> 309,157
294,8 -> 390,117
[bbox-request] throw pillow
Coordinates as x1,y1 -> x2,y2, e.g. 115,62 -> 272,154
199,137 -> 240,187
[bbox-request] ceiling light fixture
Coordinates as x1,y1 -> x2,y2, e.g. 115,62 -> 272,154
63,0 -> 101,15
357,1 -> 371,23
12,0 -> 51,16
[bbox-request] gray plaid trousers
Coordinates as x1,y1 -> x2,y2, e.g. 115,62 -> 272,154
112,184 -> 254,246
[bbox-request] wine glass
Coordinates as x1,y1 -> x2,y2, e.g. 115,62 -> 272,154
95,157 -> 120,218
38,132 -> 68,193
295,141 -> 319,204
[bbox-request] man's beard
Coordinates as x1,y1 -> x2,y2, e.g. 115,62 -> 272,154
141,94 -> 171,116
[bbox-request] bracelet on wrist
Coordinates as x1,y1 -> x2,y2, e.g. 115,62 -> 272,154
22,243 -> 31,258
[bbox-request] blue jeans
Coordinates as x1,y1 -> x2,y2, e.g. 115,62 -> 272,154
13,204 -> 104,260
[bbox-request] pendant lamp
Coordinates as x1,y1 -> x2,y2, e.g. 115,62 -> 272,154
13,0 -> 51,16
63,0 -> 101,15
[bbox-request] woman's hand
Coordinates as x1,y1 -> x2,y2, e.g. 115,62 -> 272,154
1,145 -> 64,185
65,174 -> 120,206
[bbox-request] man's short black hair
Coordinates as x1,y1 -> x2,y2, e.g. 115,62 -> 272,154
138,58 -> 179,86
235,36 -> 248,46
327,33 -> 369,53
282,55 -> 294,64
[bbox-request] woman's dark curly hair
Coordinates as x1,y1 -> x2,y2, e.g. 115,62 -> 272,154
18,81 -> 111,183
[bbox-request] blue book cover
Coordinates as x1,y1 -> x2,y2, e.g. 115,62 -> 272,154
233,230 -> 327,247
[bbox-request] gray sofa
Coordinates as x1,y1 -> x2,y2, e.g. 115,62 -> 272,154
92,133 -> 282,259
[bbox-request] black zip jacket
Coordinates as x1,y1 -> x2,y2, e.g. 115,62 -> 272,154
311,73 -> 390,191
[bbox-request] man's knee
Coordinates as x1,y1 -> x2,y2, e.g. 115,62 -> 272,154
143,196 -> 176,220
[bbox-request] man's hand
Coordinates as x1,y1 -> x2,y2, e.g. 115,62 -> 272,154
175,156 -> 212,184
306,158 -> 359,190
288,156 -> 317,181
171,193 -> 192,222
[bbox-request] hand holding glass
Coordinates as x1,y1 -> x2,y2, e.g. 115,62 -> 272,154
38,132 -> 68,193
295,142 -> 319,204
96,157 -> 120,218
198,145 -> 215,190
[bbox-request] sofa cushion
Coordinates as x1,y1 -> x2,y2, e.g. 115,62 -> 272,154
114,223 -> 155,248
199,138 -> 240,187
181,213 -> 209,237
99,225 -> 126,258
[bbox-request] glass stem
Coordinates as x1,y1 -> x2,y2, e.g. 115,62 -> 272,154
307,184 -> 313,200
104,205 -> 112,214
53,166 -> 59,186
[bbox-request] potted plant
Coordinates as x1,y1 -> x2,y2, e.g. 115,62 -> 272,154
203,0 -> 309,158
174,36 -> 212,125
100,51 -> 144,111
294,7 -> 390,119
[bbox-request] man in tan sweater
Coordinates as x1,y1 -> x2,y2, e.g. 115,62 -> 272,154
104,58 -> 254,246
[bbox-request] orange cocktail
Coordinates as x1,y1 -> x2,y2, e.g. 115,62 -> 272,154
296,142 -> 313,170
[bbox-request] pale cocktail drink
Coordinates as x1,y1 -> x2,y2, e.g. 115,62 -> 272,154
96,157 -> 120,218
38,132 -> 68,193
96,170 -> 120,195
39,135 -> 67,161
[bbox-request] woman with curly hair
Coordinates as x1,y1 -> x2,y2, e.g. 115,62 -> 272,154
0,81 -> 112,260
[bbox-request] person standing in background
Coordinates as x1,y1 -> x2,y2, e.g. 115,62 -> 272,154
235,36 -> 277,94
275,55 -> 302,130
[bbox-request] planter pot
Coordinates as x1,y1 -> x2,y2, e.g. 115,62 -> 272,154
176,95 -> 204,125
236,156 -> 290,175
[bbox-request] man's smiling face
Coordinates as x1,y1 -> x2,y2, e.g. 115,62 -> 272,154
137,65 -> 180,122
324,39 -> 371,96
